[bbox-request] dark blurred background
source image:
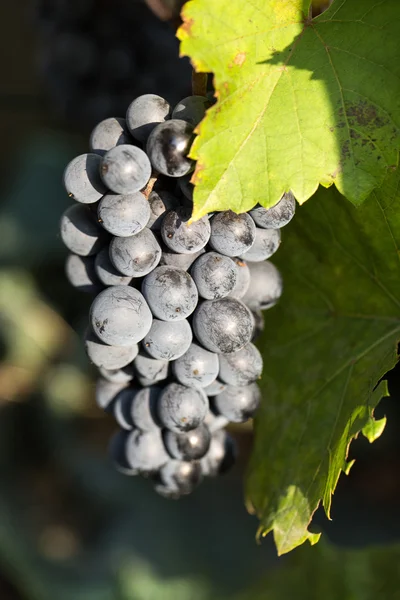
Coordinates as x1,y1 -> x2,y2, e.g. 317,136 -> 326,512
0,1 -> 400,598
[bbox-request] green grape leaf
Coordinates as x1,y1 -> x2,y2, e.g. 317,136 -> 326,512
178,0 -> 400,219
246,170 -> 400,555
239,541 -> 400,600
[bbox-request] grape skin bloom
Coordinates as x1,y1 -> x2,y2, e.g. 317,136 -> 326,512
193,298 -> 254,354
218,343 -> 263,386
89,117 -> 133,157
126,429 -> 169,473
109,228 -> 161,277
141,266 -> 198,322
249,192 -> 296,229
239,227 -> 281,262
100,145 -> 151,194
63,153 -> 107,204
98,191 -> 150,237
95,246 -> 133,286
158,383 -> 209,433
191,252 -> 238,300
90,285 -> 152,346
65,254 -> 102,293
161,208 -> 210,254
142,319 -> 193,361
60,204 -> 108,256
84,327 -> 138,369
126,94 -> 171,143
172,95 -> 209,127
209,211 -> 256,257
241,261 -> 283,310
172,343 -> 219,389
213,383 -> 261,423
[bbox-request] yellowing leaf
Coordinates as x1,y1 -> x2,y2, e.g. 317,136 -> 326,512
178,0 -> 400,218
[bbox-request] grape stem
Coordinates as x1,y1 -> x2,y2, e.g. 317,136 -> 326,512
142,175 -> 158,199
192,72 -> 208,97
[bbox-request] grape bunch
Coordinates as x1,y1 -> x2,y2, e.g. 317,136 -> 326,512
60,92 -> 295,499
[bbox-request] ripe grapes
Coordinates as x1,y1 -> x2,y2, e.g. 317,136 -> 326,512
60,90 -> 294,499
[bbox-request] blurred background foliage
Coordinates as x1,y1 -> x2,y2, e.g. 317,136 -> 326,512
0,0 -> 400,598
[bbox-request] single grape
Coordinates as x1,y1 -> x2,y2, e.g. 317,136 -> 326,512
193,298 -> 254,354
141,266 -> 198,321
130,386 -> 161,431
209,211 -> 256,257
95,378 -> 127,413
133,351 -> 169,383
84,328 -> 138,369
160,246 -> 205,271
191,252 -> 238,300
158,383 -> 208,433
147,189 -> 179,231
89,117 -> 133,157
203,379 -> 227,397
126,429 -> 169,473
163,423 -> 211,461
126,94 -> 170,143
98,363 -> 135,384
249,192 -> 296,229
172,343 -> 219,389
63,153 -> 107,204
219,343 -> 263,386
228,258 -> 250,299
201,430 -> 237,476
157,460 -> 202,495
142,319 -> 192,361
239,227 -> 281,262
65,254 -> 102,293
172,95 -> 209,127
114,386 -> 160,432
109,430 -> 138,474
161,208 -> 210,254
146,119 -> 194,177
100,145 -> 151,194
94,247 -> 132,286
60,204 -> 108,256
109,228 -> 161,277
213,383 -> 261,422
90,285 -> 152,346
241,261 -> 283,310
98,192 -> 150,237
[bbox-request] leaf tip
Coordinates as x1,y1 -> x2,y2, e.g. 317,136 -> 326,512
343,459 -> 356,476
362,415 -> 387,443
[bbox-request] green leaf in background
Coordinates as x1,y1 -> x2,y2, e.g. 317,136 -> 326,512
178,0 -> 400,219
246,170 -> 400,555
120,542 -> 400,600
239,542 -> 400,600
